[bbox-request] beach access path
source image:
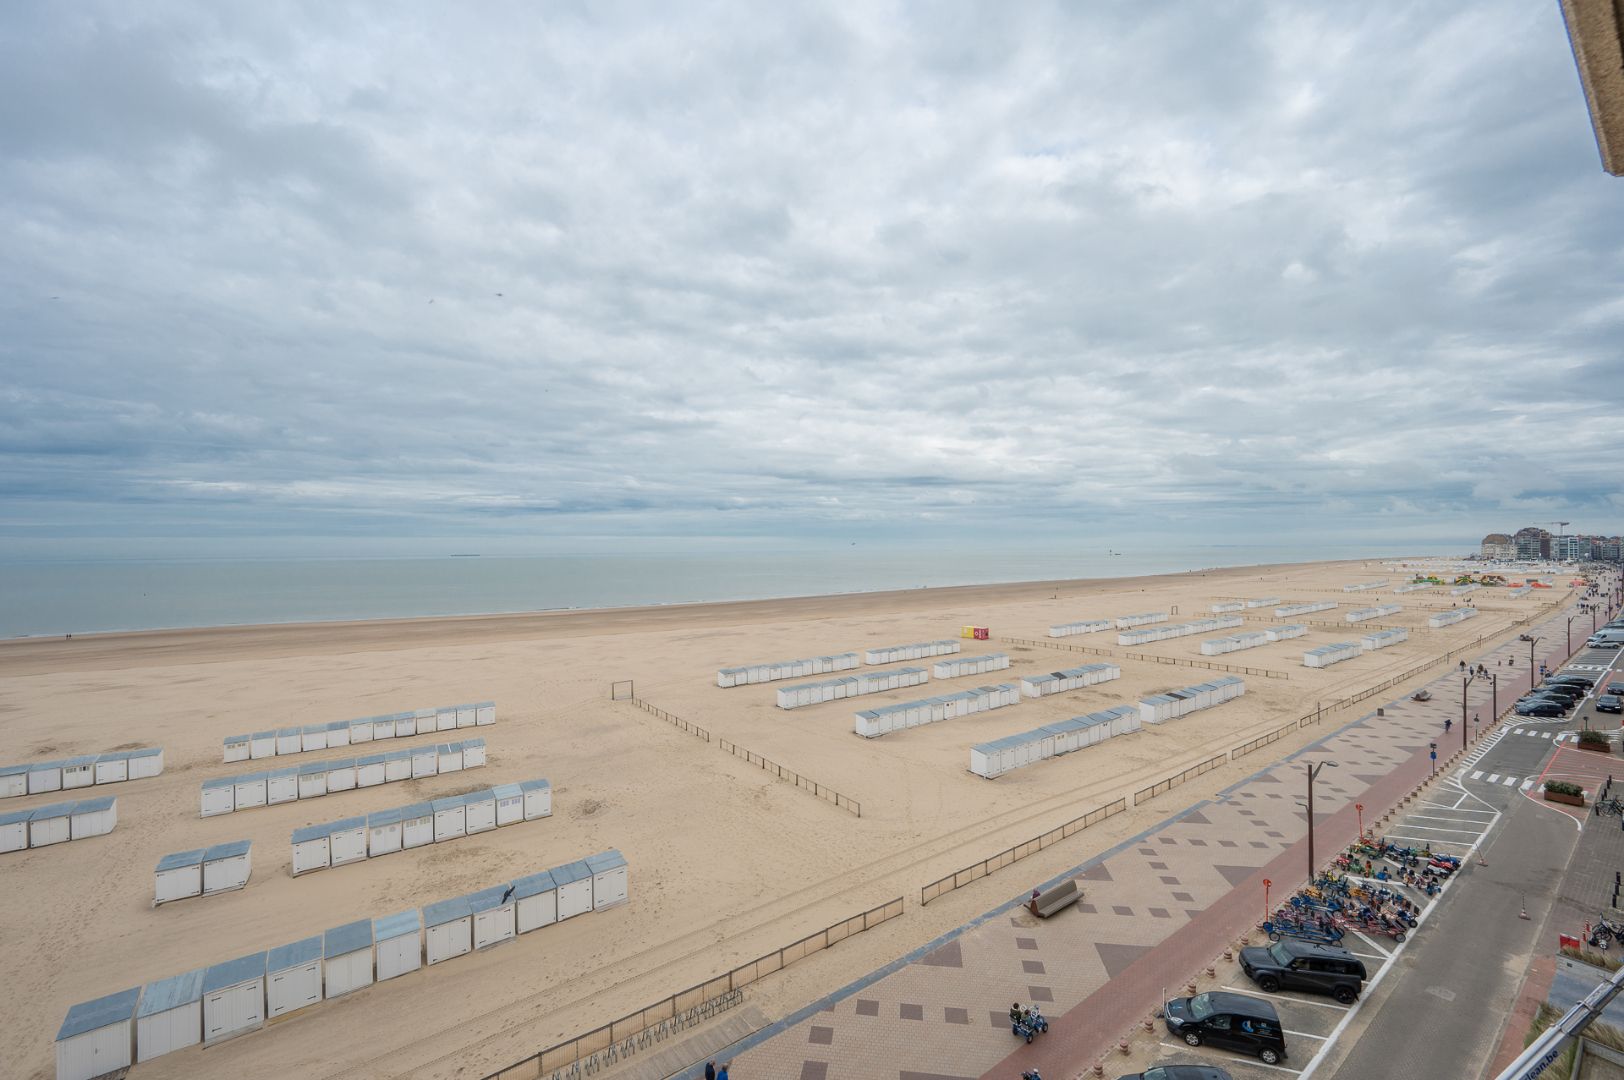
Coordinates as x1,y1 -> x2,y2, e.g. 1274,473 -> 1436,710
678,601 -> 1583,1080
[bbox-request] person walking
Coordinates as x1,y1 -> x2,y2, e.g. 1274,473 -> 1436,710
717,1063 -> 731,1080
706,1064 -> 716,1080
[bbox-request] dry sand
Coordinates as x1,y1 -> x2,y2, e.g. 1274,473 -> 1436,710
0,557 -> 1563,1080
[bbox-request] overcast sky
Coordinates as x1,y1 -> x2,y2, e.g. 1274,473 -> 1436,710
2,2 -> 1621,560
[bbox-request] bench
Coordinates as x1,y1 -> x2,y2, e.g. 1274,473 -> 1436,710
1028,879 -> 1082,918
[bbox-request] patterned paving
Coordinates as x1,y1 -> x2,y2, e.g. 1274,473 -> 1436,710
676,602 -> 1584,1080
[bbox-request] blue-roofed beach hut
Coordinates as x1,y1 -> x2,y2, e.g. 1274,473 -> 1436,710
136,967 -> 204,1062
56,986 -> 139,1080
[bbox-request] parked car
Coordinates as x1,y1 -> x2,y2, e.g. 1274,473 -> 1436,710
1606,683 -> 1624,696
1240,939 -> 1368,1004
1119,1068 -> 1234,1080
1162,992 -> 1287,1065
1549,674 -> 1596,688
1588,638 -> 1623,650
1536,683 -> 1585,698
1516,699 -> 1569,717
1598,695 -> 1623,714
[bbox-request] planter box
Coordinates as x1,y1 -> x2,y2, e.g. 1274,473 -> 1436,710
1544,790 -> 1586,806
1578,742 -> 1613,755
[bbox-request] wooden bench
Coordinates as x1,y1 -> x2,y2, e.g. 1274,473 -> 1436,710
1028,879 -> 1082,918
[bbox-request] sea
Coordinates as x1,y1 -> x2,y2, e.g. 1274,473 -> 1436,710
0,543 -> 1459,640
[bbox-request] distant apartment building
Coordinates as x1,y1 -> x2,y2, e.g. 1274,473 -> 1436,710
1553,535 -> 1584,560
1599,538 -> 1623,562
1480,533 -> 1515,559
1514,526 -> 1552,560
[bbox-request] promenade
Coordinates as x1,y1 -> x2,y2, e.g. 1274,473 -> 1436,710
684,602 -> 1580,1080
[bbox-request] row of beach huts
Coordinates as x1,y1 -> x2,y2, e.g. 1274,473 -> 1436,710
1,747 -> 163,798
201,737 -> 486,816
223,702 -> 494,762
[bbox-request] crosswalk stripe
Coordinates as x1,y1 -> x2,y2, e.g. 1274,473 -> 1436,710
1522,779 -> 1534,790
1503,775 -> 1518,786
1542,732 -> 1552,739
1487,774 -> 1501,783
1471,771 -> 1484,779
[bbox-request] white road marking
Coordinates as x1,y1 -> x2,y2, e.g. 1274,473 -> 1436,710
1352,931 -> 1391,957
1286,1029 -> 1329,1040
1503,775 -> 1519,786
1158,1044 -> 1302,1074
1471,771 -> 1483,780
1391,824 -> 1484,835
1486,774 -> 1501,783
1219,986 -> 1350,1011
1381,834 -> 1472,848
1523,780 -> 1534,790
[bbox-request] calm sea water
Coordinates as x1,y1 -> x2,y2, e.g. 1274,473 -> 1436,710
0,544 -> 1455,639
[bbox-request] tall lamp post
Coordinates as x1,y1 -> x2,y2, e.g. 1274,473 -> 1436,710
1567,615 -> 1578,657
1306,760 -> 1338,881
1521,634 -> 1542,688
1461,672 -> 1475,753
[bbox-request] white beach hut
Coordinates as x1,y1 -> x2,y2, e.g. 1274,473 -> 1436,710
154,848 -> 206,904
266,766 -> 299,805
383,747 -> 413,783
554,860 -> 595,920
355,752 -> 387,788
374,910 -> 422,982
55,986 -> 139,1080
0,763 -> 27,798
455,704 -> 476,728
265,936 -> 322,1020
513,869 -> 558,933
1,807 -> 31,853
410,745 -> 438,779
400,802 -> 435,849
468,885 -> 517,950
328,816 -> 368,867
224,735 -> 251,763
291,823 -> 331,876
461,737 -> 487,769
436,706 -> 458,732
122,747 -> 166,780
202,839 -> 251,894
201,952 -> 265,1044
233,772 -> 268,810
27,760 -> 64,794
436,742 -> 464,774
432,796 -> 466,842
276,727 -> 302,755
201,776 -> 235,817
324,719 -> 351,747
520,778 -> 552,820
476,701 -> 496,725
462,789 -> 497,834
94,751 -> 129,784
298,760 -> 329,800
136,968 -> 204,1063
423,896 -> 473,965
348,716 -> 375,744
300,723 -> 329,753
586,849 -> 629,910
409,709 -> 433,737
61,755 -> 97,790
325,757 -> 357,793
30,801 -> 73,847
69,796 -> 117,840
323,919 -> 375,998
492,783 -> 524,827
249,730 -> 277,760
367,807 -> 403,856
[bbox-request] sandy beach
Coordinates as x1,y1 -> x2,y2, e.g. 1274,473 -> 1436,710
0,556 -> 1563,1080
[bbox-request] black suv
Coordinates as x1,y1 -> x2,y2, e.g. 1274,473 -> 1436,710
1119,1068 -> 1234,1080
1549,674 -> 1596,689
1240,939 -> 1367,1004
1516,699 -> 1569,717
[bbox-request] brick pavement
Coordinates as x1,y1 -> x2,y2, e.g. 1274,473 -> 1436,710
683,602 -> 1585,1080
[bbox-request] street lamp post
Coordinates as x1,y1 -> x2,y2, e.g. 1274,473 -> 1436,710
1521,634 -> 1542,688
1491,672 -> 1498,729
1306,760 -> 1338,881
1356,802 -> 1365,841
1461,672 -> 1473,753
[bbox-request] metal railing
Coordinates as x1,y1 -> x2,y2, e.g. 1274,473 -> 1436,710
1133,752 -> 1228,805
483,897 -> 905,1080
1000,636 -> 1290,679
719,738 -> 861,817
919,798 -> 1127,905
630,698 -> 710,743
1231,721 -> 1300,760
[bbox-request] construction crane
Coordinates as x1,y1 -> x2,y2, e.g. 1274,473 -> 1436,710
1543,521 -> 1572,538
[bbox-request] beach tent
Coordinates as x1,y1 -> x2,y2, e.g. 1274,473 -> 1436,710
374,910 -> 422,981
94,752 -> 129,784
126,746 -> 164,779
513,870 -> 558,933
28,760 -> 64,794
154,848 -> 206,903
323,919 -> 375,998
436,742 -> 464,773
61,755 -> 97,790
436,707 -> 458,732
324,719 -> 351,747
461,737 -> 487,769
432,796 -> 466,842
291,823 -> 332,876
468,885 -> 517,950
423,896 -> 473,965
400,802 -> 435,849
462,789 -> 497,834
410,745 -> 438,779
368,807 -> 404,856
136,967 -> 204,1063
297,761 -> 329,800
355,753 -> 387,788
328,817 -> 367,867
55,986 -> 139,1080
202,952 -> 266,1044
383,748 -> 413,783
476,702 -> 496,725
266,766 -> 299,805
30,801 -> 73,847
266,936 -> 322,1019
587,849 -> 629,910
276,727 -> 302,755
520,778 -> 552,820
554,860 -> 595,920
224,735 -> 250,763
201,776 -> 236,818
249,731 -> 276,760
69,796 -> 117,840
202,839 -> 252,894
300,723 -> 329,753
0,762 -> 27,798
492,783 -> 524,827
233,772 -> 268,811
1,807 -> 31,853
324,758 -> 357,793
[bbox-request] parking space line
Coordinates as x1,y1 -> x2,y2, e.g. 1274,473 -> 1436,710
1218,986 -> 1350,1011
1418,805 -> 1493,814
1285,1029 -> 1328,1040
1380,834 -> 1472,847
1406,813 -> 1486,823
1391,824 -> 1485,834
1344,951 -> 1387,961
1158,1043 -> 1302,1074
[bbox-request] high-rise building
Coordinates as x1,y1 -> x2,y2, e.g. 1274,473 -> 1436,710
1553,535 -> 1583,560
1480,533 -> 1515,559
1514,526 -> 1551,560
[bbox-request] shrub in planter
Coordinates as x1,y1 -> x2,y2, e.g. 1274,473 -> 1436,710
1545,780 -> 1586,805
1578,729 -> 1610,751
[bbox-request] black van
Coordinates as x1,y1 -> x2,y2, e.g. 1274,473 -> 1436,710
1162,992 -> 1287,1065
1240,938 -> 1368,1003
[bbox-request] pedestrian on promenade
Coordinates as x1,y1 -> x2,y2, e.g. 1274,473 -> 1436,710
718,1063 -> 731,1080
706,1063 -> 716,1080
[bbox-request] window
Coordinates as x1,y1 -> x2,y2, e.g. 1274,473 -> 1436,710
1207,1015 -> 1231,1031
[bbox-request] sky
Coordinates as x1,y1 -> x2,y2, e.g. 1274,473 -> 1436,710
1,2 -> 1622,560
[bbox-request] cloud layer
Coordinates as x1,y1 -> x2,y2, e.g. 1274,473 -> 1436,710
2,1 -> 1622,557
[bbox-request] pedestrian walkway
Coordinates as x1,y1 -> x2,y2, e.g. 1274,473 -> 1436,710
673,602 -> 1588,1080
